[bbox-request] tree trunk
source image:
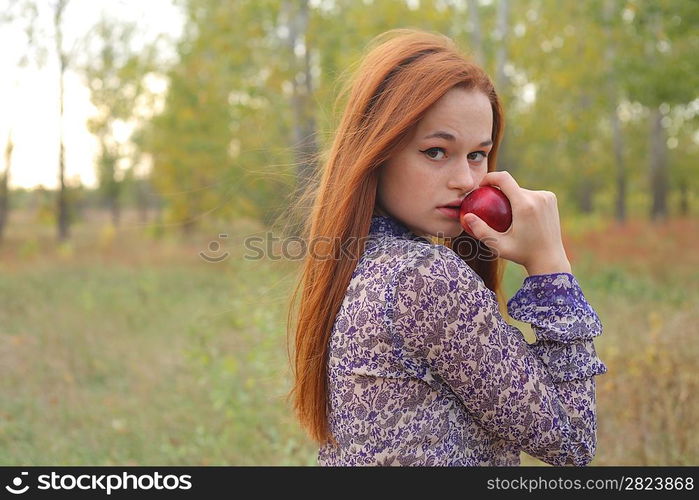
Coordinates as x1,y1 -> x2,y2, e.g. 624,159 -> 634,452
494,0 -> 514,175
578,179 -> 594,214
110,190 -> 121,227
649,106 -> 668,222
288,0 -> 317,193
55,1 -> 70,242
612,105 -> 626,224
604,0 -> 626,225
495,0 -> 509,92
0,134 -> 12,244
645,9 -> 668,223
283,0 -> 318,237
466,0 -> 484,65
153,193 -> 164,239
57,68 -> 69,241
100,147 -> 121,229
108,164 -> 121,229
678,179 -> 689,216
576,94 -> 595,214
137,179 -> 149,225
298,0 -> 317,194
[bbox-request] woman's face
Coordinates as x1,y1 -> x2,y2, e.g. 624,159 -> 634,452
375,87 -> 494,239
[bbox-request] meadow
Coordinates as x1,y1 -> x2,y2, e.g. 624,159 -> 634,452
1,209 -> 697,465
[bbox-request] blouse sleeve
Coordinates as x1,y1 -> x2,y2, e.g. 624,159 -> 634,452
388,247 -> 607,466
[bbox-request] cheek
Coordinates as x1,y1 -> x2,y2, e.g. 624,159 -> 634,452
380,166 -> 409,203
477,164 -> 489,181
390,163 -> 420,189
409,170 -> 438,196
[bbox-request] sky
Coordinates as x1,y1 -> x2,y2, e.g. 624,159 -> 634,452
0,0 -> 184,189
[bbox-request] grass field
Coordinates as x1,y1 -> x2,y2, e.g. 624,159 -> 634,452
1,210 -> 697,465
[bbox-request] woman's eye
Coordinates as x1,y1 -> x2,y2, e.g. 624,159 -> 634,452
421,147 -> 446,160
468,151 -> 488,162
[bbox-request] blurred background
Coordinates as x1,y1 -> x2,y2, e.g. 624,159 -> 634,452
0,0 -> 697,465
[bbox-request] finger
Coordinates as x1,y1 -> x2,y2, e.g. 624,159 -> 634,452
462,212 -> 500,242
478,170 -> 521,203
540,190 -> 558,204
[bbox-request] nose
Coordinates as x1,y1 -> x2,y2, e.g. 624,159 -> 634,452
446,160 -> 478,194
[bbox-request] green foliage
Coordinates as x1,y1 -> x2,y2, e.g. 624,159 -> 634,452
81,16 -> 157,219
136,0 -> 698,230
618,0 -> 699,107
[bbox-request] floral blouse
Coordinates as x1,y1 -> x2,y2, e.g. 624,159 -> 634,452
317,214 -> 608,466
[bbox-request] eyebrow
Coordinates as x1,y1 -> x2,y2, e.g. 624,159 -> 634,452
423,131 -> 493,147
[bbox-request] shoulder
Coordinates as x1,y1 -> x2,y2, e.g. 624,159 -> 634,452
396,242 -> 478,282
388,243 -> 498,337
392,242 -> 491,304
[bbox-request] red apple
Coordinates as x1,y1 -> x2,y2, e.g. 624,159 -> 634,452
460,186 -> 512,235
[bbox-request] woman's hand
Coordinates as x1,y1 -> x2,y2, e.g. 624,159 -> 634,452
461,171 -> 572,276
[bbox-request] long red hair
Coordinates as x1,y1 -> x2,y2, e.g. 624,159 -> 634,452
286,29 -> 507,444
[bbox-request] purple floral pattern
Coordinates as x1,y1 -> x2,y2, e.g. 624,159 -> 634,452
318,215 -> 607,466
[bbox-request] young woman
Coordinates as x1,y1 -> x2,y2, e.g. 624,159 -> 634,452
287,28 -> 607,466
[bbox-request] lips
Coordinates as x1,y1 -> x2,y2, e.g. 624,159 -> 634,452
439,199 -> 464,209
437,206 -> 461,219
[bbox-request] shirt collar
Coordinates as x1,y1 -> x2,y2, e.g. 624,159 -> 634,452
369,215 -> 432,244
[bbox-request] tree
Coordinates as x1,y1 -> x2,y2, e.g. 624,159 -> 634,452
53,0 -> 71,241
603,0 -> 628,224
143,0 -> 254,235
0,134 -> 12,243
281,0 -> 318,207
0,0 -> 46,241
492,0 -> 518,177
81,16 -> 157,228
619,0 -> 699,221
465,0 -> 484,65
504,1 -> 607,209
